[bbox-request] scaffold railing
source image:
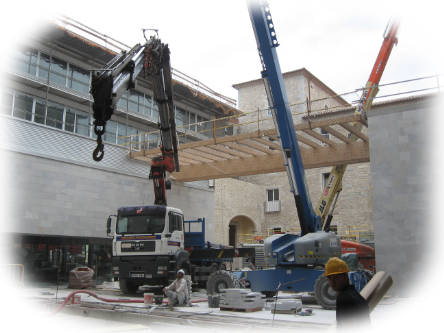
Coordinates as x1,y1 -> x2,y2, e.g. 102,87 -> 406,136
122,74 -> 441,151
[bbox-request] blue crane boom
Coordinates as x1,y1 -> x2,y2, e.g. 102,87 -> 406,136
247,0 -> 321,235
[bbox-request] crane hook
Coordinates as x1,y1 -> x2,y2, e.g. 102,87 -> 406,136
93,139 -> 104,162
93,123 -> 106,162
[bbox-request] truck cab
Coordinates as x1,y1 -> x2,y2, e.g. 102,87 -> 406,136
110,205 -> 191,294
113,205 -> 184,257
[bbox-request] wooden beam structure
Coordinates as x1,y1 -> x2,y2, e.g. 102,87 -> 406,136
129,113 -> 370,182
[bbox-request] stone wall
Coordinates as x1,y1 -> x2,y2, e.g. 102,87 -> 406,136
367,95 -> 440,297
218,69 -> 373,240
214,178 -> 264,245
1,149 -> 215,241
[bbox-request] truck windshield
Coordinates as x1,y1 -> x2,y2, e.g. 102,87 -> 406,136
116,214 -> 165,234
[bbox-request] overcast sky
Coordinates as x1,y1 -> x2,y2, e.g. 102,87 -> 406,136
2,0 -> 443,105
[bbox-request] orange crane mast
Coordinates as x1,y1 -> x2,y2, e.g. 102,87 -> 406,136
316,17 -> 401,231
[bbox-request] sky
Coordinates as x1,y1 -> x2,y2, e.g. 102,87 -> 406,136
1,0 -> 443,105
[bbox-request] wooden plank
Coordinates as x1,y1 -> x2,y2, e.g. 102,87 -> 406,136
302,129 -> 335,146
179,151 -> 213,163
296,135 -> 322,148
183,148 -> 224,161
251,137 -> 281,150
339,123 -> 368,142
61,325 -> 149,333
174,141 -> 369,182
320,126 -> 352,143
238,139 -> 279,154
193,146 -> 238,160
224,142 -> 266,156
208,144 -> 250,158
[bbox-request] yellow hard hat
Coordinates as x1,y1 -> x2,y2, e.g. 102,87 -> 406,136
323,257 -> 350,276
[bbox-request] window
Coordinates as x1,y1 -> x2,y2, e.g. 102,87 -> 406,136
0,90 -> 13,115
68,64 -> 90,94
129,127 -> 144,149
49,57 -> 68,86
175,107 -> 188,128
75,111 -> 89,136
197,115 -> 211,137
104,120 -> 117,144
188,112 -> 196,131
152,101 -> 159,120
13,93 -> 33,121
64,108 -> 89,134
117,91 -> 128,108
117,123 -> 127,145
10,47 -> 38,75
38,53 -> 50,80
34,99 -> 46,125
128,89 -> 144,113
46,102 -> 64,129
169,213 -> 183,233
267,188 -> 279,201
144,94 -> 152,116
265,188 -> 280,213
38,52 -> 67,87
146,132 -> 159,150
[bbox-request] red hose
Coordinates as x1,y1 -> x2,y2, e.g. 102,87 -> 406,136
48,290 -> 208,316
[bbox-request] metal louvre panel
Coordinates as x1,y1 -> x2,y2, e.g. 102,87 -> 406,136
111,114 -> 156,133
0,115 -> 150,177
2,78 -> 91,113
3,69 -> 48,88
1,79 -> 47,99
47,81 -> 92,102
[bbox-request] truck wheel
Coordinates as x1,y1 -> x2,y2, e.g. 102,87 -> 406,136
218,263 -> 227,271
120,278 -> 139,294
206,270 -> 240,295
314,275 -> 336,309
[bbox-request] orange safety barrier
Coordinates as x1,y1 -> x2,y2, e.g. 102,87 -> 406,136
0,264 -> 25,290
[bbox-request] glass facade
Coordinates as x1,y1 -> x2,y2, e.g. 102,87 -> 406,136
0,37 -> 213,145
10,46 -> 38,76
6,234 -> 112,285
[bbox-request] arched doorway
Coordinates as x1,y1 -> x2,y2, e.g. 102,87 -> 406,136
228,215 -> 257,247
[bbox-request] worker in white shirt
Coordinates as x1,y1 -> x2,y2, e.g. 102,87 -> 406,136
163,269 -> 190,306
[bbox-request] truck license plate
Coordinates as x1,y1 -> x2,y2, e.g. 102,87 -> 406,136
130,273 -> 145,278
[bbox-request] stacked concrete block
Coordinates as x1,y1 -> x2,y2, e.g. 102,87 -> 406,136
219,289 -> 265,309
265,300 -> 302,313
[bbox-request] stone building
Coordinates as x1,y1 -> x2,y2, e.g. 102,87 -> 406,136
214,68 -> 374,246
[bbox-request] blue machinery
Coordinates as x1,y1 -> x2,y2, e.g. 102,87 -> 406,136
231,1 -> 367,302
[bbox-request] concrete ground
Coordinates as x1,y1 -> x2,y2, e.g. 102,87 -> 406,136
1,282 -> 429,333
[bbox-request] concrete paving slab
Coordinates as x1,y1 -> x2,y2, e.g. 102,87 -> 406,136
0,287 -> 444,333
0,313 -> 153,333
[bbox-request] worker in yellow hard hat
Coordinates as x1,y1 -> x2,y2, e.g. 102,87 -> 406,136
324,257 -> 371,330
